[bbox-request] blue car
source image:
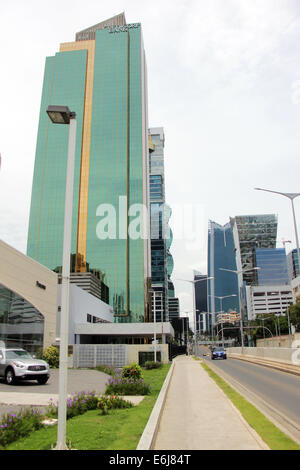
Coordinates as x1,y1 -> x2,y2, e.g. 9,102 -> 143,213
211,347 -> 227,360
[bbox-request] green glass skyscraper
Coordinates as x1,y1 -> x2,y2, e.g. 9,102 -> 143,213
27,13 -> 151,322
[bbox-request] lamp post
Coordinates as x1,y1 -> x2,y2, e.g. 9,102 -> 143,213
219,267 -> 260,348
254,188 -> 300,279
176,277 -> 214,353
209,294 -> 237,348
150,290 -> 163,362
47,105 -> 76,451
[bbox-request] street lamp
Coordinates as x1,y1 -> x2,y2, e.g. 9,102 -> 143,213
219,267 -> 260,348
208,294 -> 237,347
150,290 -> 163,362
254,188 -> 300,280
176,277 -> 214,352
47,105 -> 77,451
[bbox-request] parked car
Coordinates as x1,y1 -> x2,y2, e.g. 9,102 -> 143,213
0,348 -> 50,385
211,347 -> 227,360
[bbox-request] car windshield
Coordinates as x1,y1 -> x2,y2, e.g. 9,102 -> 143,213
213,347 -> 225,352
6,350 -> 32,359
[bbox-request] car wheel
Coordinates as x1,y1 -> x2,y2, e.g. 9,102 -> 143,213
37,375 -> 49,385
5,368 -> 15,385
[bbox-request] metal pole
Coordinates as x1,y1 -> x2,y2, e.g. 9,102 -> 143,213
291,198 -> 300,278
56,116 -> 77,450
221,298 -> 225,349
193,281 -> 197,354
153,291 -> 157,362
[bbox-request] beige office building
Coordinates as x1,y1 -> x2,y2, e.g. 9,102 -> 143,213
0,240 -> 58,353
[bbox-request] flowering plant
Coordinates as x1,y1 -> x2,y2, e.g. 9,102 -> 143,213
121,363 -> 143,380
0,408 -> 43,448
105,374 -> 151,396
97,395 -> 133,415
46,390 -> 98,420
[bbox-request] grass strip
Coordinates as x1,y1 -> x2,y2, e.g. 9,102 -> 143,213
5,364 -> 171,451
199,360 -> 300,451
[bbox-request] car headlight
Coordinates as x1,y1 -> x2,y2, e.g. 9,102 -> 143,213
12,361 -> 26,369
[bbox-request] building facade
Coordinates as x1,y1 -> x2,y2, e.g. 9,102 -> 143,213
194,273 -> 209,335
207,221 -> 240,330
287,249 -> 300,281
27,14 -> 151,323
255,248 -> 289,286
246,285 -> 293,320
0,240 -> 58,353
230,214 -> 278,286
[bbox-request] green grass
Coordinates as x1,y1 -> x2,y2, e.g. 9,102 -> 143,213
199,360 -> 300,451
5,364 -> 171,451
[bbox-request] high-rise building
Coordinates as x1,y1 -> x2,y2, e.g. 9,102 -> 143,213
194,273 -> 208,334
287,249 -> 300,281
27,14 -> 151,323
149,128 -> 168,322
255,248 -> 289,286
207,221 -> 240,330
230,214 -> 277,286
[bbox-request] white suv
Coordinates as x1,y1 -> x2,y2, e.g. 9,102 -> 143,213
0,348 -> 50,385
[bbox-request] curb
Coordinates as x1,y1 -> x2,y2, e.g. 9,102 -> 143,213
136,361 -> 175,450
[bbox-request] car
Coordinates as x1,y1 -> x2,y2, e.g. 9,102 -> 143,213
0,347 -> 50,385
211,347 -> 227,360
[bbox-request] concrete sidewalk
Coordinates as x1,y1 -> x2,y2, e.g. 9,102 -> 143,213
152,356 -> 269,450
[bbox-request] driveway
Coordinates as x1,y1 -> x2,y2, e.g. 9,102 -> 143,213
0,368 -> 110,417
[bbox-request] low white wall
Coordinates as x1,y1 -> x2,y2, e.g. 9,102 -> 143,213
128,344 -> 169,364
227,346 -> 300,365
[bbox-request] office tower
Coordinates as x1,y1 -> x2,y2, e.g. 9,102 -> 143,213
287,249 -> 300,280
149,128 -> 168,322
27,13 -> 151,323
230,214 -> 277,286
194,273 -> 208,335
207,221 -> 240,329
255,248 -> 289,286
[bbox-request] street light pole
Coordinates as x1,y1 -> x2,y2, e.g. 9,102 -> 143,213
208,294 -> 237,348
219,267 -> 260,348
255,188 -> 300,279
176,277 -> 214,354
47,106 -> 77,451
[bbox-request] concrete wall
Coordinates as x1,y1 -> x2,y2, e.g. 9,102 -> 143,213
0,240 -> 58,349
227,345 -> 300,365
71,343 -> 169,368
256,332 -> 300,348
128,344 -> 169,364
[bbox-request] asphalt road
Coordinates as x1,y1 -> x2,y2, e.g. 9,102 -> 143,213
199,347 -> 300,442
0,368 -> 110,417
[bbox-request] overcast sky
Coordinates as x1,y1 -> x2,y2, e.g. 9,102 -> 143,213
1,0 -> 300,322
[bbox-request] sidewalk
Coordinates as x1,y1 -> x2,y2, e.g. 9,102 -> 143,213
152,355 -> 268,450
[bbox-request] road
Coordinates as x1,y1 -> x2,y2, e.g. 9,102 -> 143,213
0,368 -> 109,417
198,347 -> 300,443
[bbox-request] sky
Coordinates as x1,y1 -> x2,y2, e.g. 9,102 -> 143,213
1,0 -> 300,325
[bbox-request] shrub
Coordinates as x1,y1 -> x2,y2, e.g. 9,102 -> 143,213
97,396 -> 133,415
42,346 -> 59,368
96,364 -> 118,376
0,408 -> 43,448
144,361 -> 162,370
105,376 -> 151,396
121,363 -> 143,380
46,391 -> 98,420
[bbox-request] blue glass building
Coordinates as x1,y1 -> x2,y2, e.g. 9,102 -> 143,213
256,248 -> 289,285
207,221 -> 240,330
